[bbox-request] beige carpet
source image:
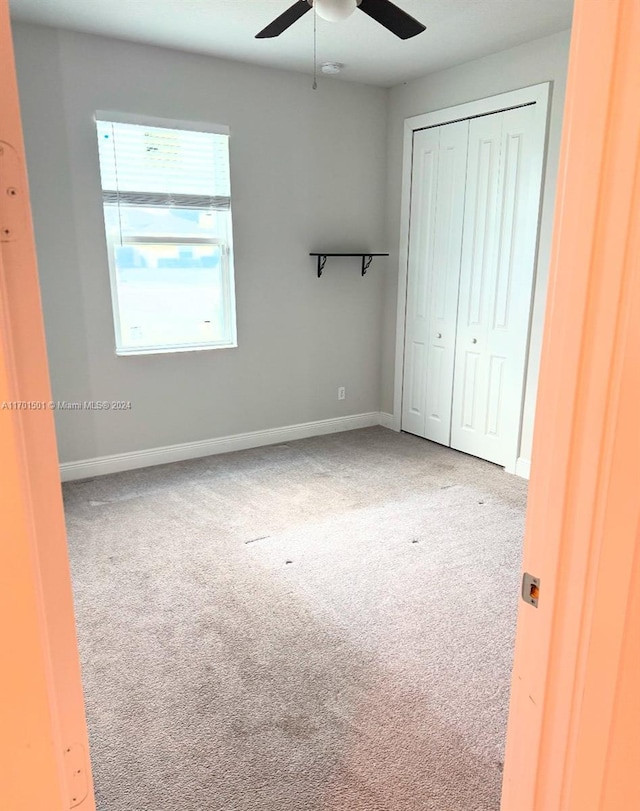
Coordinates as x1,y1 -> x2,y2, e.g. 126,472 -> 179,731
64,426 -> 528,811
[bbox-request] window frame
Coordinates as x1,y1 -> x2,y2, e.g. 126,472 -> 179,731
95,113 -> 237,357
106,234 -> 237,356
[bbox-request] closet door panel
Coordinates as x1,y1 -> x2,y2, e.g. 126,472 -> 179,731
451,104 -> 540,465
402,127 -> 439,437
452,112 -> 503,444
402,120 -> 469,442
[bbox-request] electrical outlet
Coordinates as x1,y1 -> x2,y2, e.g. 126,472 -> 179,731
338,386 -> 346,400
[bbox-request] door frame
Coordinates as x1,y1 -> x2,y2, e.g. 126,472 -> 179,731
0,1 -> 96,808
392,82 -> 551,474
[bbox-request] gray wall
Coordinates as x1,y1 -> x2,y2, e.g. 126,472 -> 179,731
383,30 -> 571,465
12,23 -> 389,464
13,23 -> 571,468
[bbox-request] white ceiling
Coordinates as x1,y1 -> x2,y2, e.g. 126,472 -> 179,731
9,0 -> 573,87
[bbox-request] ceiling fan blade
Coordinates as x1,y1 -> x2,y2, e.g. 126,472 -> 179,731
357,0 -> 426,39
256,1 -> 311,38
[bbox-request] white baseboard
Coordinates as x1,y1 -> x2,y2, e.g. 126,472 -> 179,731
59,412 -> 532,482
378,411 -> 401,431
59,412 -> 383,482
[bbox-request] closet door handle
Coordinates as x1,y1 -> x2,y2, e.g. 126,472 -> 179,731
472,338 -> 478,344
436,332 -> 442,339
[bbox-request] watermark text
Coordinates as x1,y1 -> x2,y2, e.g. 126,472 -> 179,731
1,400 -> 132,411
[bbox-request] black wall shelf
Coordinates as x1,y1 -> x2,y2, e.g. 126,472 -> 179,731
310,253 -> 389,278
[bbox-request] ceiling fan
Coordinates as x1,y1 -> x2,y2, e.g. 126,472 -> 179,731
256,0 -> 426,40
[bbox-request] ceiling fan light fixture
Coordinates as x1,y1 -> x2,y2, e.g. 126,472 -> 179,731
313,0 -> 358,23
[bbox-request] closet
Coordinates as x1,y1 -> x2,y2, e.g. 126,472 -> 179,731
401,100 -> 546,467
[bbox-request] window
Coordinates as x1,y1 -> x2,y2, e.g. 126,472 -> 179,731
95,115 -> 237,355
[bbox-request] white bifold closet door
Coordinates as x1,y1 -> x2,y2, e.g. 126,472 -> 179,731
401,120 -> 469,443
451,104 -> 540,465
402,103 -> 543,467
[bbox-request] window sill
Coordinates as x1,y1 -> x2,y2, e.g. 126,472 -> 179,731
115,341 -> 238,357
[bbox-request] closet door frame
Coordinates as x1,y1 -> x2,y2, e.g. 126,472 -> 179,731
393,83 -> 550,475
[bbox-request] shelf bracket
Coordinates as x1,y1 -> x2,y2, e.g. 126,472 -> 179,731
361,255 -> 374,276
310,252 -> 388,278
317,254 -> 328,278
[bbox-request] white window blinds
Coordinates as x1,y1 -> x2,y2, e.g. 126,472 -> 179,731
96,119 -> 231,210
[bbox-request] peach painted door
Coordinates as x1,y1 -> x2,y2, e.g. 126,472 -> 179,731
502,1 -> 640,809
0,2 -> 96,809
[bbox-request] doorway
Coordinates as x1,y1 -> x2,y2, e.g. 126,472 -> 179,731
396,84 -> 550,471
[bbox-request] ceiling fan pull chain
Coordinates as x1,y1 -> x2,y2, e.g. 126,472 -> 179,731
312,4 -> 318,90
